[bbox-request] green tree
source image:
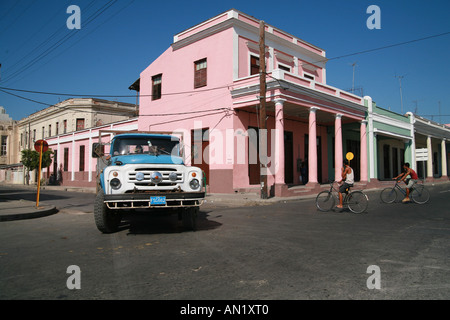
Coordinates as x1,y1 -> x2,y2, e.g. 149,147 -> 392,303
21,149 -> 54,184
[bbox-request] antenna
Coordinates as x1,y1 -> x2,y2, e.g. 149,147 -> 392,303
438,101 -> 441,124
413,100 -> 418,114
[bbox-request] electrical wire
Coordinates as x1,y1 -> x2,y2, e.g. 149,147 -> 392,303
299,31 -> 450,68
1,0 -> 118,84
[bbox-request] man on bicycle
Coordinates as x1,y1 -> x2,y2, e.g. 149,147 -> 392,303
337,159 -> 354,208
393,162 -> 418,203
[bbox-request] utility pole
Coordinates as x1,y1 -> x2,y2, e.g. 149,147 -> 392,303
350,62 -> 357,93
259,20 -> 268,199
395,75 -> 405,114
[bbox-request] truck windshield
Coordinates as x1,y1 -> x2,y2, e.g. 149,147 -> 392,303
112,137 -> 180,156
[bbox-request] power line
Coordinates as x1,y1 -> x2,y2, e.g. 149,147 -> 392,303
0,83 -> 232,98
1,0 -> 118,84
0,87 -> 230,118
298,31 -> 450,68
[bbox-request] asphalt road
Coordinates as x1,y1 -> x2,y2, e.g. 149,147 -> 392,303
1,183 -> 450,303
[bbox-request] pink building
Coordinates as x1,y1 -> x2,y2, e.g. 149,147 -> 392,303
137,9 -> 368,196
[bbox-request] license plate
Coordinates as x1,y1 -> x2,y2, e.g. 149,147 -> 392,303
150,196 -> 166,205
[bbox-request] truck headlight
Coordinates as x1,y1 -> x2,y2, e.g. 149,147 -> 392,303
150,172 -> 163,184
169,172 -> 178,182
189,178 -> 200,190
110,178 -> 121,190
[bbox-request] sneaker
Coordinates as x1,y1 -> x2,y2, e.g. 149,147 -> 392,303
402,198 -> 410,203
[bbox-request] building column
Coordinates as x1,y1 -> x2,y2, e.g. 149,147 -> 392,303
441,139 -> 447,177
274,99 -> 285,185
334,114 -> 343,181
360,120 -> 368,182
307,107 -> 319,185
427,136 -> 433,178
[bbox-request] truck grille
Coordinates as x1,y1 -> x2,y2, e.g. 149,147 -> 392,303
128,169 -> 183,186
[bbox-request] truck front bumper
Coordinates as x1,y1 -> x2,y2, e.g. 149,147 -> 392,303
104,192 -> 205,209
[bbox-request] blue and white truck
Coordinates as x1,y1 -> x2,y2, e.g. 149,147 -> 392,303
92,131 -> 205,233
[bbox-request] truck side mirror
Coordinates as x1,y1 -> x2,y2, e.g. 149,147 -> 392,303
92,143 -> 104,158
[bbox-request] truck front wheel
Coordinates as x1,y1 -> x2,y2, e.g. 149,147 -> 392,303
94,190 -> 122,233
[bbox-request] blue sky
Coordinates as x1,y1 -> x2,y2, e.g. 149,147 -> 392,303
0,0 -> 449,123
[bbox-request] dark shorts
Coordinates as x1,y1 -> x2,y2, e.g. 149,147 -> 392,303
339,182 -> 353,193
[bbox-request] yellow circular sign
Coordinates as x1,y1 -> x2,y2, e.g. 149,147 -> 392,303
346,152 -> 354,161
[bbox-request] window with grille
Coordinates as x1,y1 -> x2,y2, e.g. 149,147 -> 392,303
194,58 -> 207,88
64,148 -> 69,171
1,136 -> 7,156
76,118 -> 85,131
250,55 -> 260,75
152,74 -> 162,100
79,145 -> 85,172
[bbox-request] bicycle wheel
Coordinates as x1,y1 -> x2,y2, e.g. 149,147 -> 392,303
380,187 -> 397,203
411,185 -> 430,204
316,191 -> 335,212
347,191 -> 369,214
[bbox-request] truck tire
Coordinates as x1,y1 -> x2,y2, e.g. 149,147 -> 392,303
182,207 -> 198,231
94,189 -> 122,233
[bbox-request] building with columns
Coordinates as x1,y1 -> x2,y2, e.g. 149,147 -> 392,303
137,9 -> 369,196
409,114 -> 450,181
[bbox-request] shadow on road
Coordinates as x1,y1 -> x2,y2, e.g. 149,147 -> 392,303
117,209 -> 222,235
0,187 -> 71,202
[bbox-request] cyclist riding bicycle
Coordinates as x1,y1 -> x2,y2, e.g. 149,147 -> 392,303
393,162 -> 418,203
337,159 -> 354,208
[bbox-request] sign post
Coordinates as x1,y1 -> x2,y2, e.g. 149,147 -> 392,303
415,148 -> 428,180
34,140 -> 48,208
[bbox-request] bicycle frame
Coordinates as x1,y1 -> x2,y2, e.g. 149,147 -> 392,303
326,181 -> 353,205
393,179 -> 423,194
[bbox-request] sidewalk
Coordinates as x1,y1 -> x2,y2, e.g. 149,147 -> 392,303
0,183 -> 317,221
1,180 -> 448,221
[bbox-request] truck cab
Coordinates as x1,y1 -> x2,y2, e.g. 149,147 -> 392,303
93,132 -> 205,233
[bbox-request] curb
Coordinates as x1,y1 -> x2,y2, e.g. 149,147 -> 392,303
0,205 -> 58,222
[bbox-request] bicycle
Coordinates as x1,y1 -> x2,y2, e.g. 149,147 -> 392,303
380,180 -> 430,204
316,181 -> 369,214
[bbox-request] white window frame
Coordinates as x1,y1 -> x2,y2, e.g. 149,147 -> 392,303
303,72 -> 315,81
277,62 -> 291,73
249,54 -> 260,76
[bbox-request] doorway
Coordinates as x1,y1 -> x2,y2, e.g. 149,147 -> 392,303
191,128 -> 210,186
284,131 -> 293,184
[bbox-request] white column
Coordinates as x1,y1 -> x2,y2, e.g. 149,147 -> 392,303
308,107 -> 319,184
274,99 -> 285,184
71,132 -> 75,181
88,129 -> 93,182
441,139 -> 447,177
334,114 -> 343,181
360,120 -> 368,182
427,136 -> 433,178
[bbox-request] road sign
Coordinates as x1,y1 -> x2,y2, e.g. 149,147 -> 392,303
346,152 -> 354,161
34,140 -> 49,153
34,139 -> 48,208
416,148 -> 428,161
